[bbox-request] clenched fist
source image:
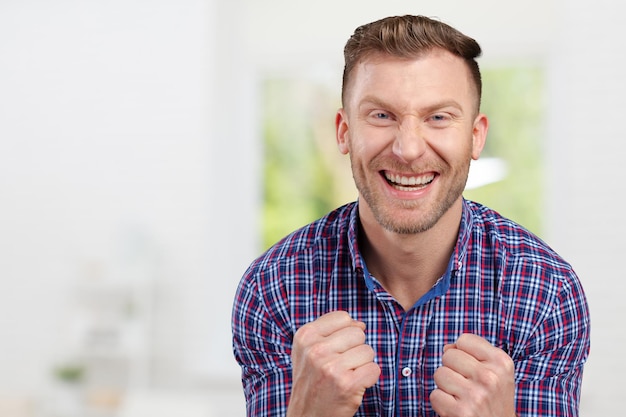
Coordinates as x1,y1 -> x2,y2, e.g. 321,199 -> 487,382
287,311 -> 381,417
430,333 -> 517,417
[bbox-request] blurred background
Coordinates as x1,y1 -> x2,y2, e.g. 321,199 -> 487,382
0,0 -> 623,416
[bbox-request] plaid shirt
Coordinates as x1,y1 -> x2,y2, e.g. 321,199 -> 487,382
232,199 -> 590,416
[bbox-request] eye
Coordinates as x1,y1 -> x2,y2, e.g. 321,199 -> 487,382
428,113 -> 453,127
367,110 -> 395,126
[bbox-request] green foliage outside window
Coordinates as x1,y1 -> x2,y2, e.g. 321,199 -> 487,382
463,67 -> 544,236
261,78 -> 354,249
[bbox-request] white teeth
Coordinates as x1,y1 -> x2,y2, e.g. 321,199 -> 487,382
385,172 -> 434,186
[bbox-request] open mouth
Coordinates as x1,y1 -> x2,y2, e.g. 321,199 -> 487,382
383,171 -> 435,192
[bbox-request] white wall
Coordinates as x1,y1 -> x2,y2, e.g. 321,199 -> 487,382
0,0 -> 622,415
545,0 -> 626,414
0,0 -> 255,403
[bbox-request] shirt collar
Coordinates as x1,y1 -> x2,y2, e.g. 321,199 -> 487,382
454,198 -> 474,274
347,201 -> 365,272
346,198 -> 474,288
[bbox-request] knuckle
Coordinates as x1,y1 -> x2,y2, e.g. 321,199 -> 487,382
348,325 -> 367,343
319,359 -> 339,378
501,355 -> 515,373
307,341 -> 331,361
294,323 -> 317,345
432,366 -> 448,385
477,368 -> 499,389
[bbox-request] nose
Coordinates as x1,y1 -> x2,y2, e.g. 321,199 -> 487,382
392,118 -> 427,162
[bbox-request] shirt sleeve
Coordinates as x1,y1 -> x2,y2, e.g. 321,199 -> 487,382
509,266 -> 591,417
232,268 -> 294,416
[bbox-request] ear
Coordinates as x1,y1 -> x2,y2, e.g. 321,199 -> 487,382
471,113 -> 489,160
335,109 -> 350,155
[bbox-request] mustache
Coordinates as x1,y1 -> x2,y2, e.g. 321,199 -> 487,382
369,158 -> 445,174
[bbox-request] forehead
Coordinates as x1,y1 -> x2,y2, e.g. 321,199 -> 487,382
345,50 -> 477,111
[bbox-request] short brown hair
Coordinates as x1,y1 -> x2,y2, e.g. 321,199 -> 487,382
342,15 -> 483,109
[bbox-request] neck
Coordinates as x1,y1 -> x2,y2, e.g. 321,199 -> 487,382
359,200 -> 462,310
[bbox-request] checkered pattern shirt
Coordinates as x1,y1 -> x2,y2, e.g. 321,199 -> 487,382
232,199 -> 590,416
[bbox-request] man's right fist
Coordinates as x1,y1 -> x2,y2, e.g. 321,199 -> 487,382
287,311 -> 381,417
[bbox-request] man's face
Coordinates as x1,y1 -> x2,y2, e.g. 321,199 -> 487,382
336,49 -> 488,234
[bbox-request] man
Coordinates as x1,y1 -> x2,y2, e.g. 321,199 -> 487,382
232,15 -> 590,417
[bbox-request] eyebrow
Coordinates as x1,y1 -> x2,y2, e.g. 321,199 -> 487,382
357,95 -> 464,115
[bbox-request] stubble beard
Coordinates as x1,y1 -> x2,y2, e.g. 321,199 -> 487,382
353,160 -> 470,235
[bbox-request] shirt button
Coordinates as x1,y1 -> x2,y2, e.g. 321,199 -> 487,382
401,367 -> 412,377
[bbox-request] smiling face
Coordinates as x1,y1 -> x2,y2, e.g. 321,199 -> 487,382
336,49 -> 488,234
